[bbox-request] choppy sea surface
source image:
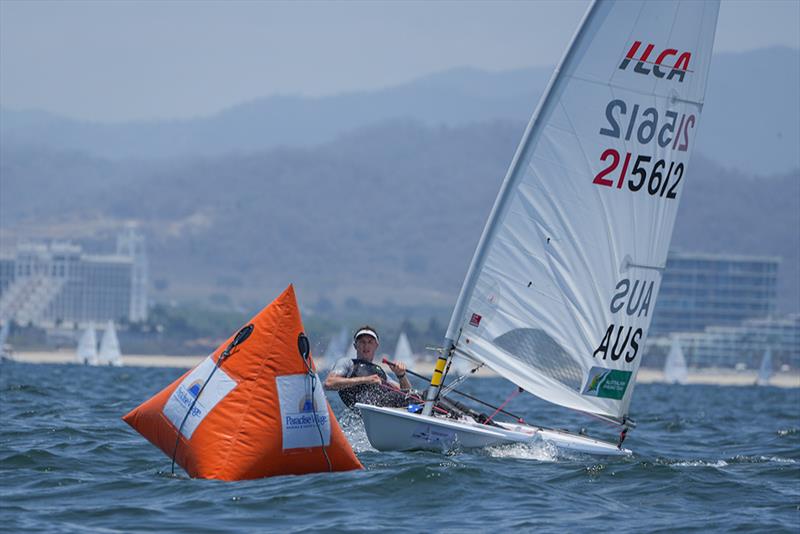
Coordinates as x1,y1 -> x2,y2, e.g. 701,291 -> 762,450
1,361 -> 798,533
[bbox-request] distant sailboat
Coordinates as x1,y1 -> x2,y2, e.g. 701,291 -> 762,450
393,332 -> 414,365
98,321 -> 123,367
76,325 -> 98,365
344,341 -> 357,360
323,328 -> 349,361
663,337 -> 688,385
756,348 -> 773,386
0,321 -> 12,361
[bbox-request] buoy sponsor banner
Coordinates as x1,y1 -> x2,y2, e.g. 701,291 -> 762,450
163,356 -> 237,439
277,374 -> 331,450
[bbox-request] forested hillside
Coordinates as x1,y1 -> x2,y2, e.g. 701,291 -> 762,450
2,119 -> 797,313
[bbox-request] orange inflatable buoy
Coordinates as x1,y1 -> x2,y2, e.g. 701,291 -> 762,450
123,285 -> 362,480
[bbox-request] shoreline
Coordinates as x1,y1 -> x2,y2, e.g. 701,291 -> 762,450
5,351 -> 799,388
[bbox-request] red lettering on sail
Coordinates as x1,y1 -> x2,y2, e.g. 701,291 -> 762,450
618,41 -> 692,83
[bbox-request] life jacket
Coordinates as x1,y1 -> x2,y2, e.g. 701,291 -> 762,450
338,358 -> 409,409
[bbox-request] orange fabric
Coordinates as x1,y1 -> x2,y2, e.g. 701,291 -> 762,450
123,285 -> 362,480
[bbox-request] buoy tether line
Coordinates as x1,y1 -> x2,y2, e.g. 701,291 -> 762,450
298,332 -> 332,472
170,324 -> 254,475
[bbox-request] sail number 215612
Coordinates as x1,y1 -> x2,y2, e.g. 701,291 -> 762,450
592,98 -> 692,199
593,150 -> 683,199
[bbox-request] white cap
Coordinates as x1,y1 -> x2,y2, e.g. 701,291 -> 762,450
353,328 -> 379,342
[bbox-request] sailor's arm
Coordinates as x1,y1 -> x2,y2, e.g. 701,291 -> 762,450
323,373 -> 381,391
388,361 -> 411,391
395,373 -> 411,392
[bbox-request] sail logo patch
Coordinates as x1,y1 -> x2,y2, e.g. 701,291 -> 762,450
618,41 -> 692,83
582,367 -> 632,400
277,374 -> 331,450
469,313 -> 482,327
163,356 -> 237,439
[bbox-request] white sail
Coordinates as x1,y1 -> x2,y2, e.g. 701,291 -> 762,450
345,341 -> 356,360
323,328 -> 349,361
0,321 -> 11,360
444,0 -> 720,422
98,321 -> 123,366
663,337 -> 688,385
393,332 -> 414,365
322,332 -> 339,360
76,325 -> 98,365
756,348 -> 773,386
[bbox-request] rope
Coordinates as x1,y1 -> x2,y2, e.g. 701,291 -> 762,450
170,324 -> 253,476
301,353 -> 332,472
484,387 -> 523,425
170,360 -> 219,475
383,358 -> 526,422
376,383 -> 450,415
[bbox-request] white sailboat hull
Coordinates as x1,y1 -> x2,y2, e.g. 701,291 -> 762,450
356,403 -> 631,457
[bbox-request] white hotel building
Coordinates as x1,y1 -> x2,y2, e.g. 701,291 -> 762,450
0,228 -> 148,327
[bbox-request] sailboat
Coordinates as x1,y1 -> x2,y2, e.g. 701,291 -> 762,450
756,348 -> 773,386
0,321 -> 12,361
98,320 -> 123,367
323,328 -> 349,362
358,0 -> 720,456
76,324 -> 98,365
663,337 -> 688,385
393,332 -> 414,366
344,342 -> 357,360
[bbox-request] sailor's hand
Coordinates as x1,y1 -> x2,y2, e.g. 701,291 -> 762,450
388,361 -> 407,378
362,375 -> 382,385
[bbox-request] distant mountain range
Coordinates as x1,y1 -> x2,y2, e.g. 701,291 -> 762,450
1,119 -> 797,314
2,47 -> 798,176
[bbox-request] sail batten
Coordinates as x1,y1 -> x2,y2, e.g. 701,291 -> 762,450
443,0 -> 720,420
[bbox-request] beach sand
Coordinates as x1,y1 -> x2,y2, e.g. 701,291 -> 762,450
7,351 -> 799,388
9,351 -> 205,369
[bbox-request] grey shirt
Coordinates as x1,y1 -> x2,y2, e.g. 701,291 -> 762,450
329,357 -> 357,378
328,357 -> 392,383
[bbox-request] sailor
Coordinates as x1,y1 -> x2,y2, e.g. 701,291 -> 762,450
323,326 -> 412,409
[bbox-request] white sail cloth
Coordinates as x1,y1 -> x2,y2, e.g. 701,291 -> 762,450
664,338 -> 688,385
393,332 -> 414,365
447,0 -> 720,421
757,349 -> 773,386
76,325 -> 98,365
98,321 -> 122,366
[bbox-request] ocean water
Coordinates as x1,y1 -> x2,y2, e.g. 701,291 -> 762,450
1,361 -> 798,533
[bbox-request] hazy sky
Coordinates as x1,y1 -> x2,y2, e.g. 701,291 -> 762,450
1,0 -> 798,122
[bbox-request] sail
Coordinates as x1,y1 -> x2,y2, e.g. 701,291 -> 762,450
344,342 -> 356,360
0,321 -> 10,359
76,325 -> 98,365
98,321 -> 122,366
323,328 -> 349,361
756,348 -> 773,386
663,337 -> 688,385
393,332 -> 414,365
445,0 -> 720,421
0,321 -> 9,346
